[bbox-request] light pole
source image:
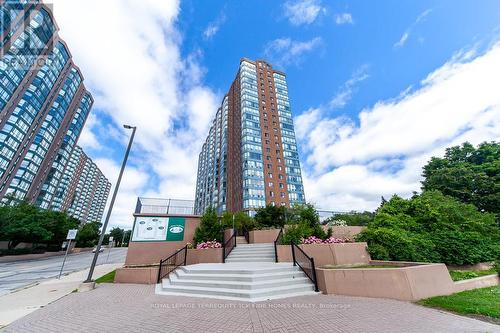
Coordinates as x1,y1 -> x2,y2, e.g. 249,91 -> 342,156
83,125 -> 136,283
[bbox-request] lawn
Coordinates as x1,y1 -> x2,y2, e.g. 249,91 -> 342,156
448,269 -> 496,281
95,270 -> 116,283
418,286 -> 500,320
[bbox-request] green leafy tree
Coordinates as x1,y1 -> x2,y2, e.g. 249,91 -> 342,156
193,207 -> 223,244
357,191 -> 499,265
221,211 -> 258,231
41,210 -> 79,247
75,221 -> 102,248
324,211 -> 375,226
123,230 -> 132,246
109,227 -> 124,246
254,204 -> 288,228
291,203 -> 325,239
0,201 -> 52,249
422,142 -> 499,219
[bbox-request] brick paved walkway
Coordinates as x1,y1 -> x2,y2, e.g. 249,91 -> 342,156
4,284 -> 499,333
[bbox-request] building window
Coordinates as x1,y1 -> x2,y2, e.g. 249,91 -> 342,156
269,191 -> 274,197
268,173 -> 273,178
268,182 -> 273,187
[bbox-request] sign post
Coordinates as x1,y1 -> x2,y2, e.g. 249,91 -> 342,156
58,229 -> 78,279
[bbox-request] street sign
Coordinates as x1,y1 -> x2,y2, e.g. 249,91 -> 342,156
66,229 -> 78,240
109,236 -> 114,242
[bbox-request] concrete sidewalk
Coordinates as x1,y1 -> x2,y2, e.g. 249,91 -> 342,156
3,283 -> 499,333
0,263 -> 123,328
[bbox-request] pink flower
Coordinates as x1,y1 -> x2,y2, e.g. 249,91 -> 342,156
196,240 -> 222,249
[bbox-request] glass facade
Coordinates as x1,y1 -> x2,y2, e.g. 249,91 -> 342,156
195,59 -> 305,215
4,66 -> 82,200
240,60 -> 265,210
36,92 -> 93,209
274,72 -> 305,205
0,3 -> 110,224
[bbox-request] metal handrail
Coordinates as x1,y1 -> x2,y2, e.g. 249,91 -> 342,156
273,228 -> 283,262
222,230 -> 237,263
157,245 -> 188,283
243,227 -> 250,244
291,242 -> 319,292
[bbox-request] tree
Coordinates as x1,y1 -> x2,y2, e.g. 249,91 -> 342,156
0,201 -> 52,249
221,211 -> 258,231
41,210 -> 79,247
357,191 -> 499,265
75,221 -> 102,248
193,207 -> 223,245
324,211 -> 374,226
422,142 -> 499,219
254,204 -> 287,228
123,230 -> 132,246
109,227 -> 124,246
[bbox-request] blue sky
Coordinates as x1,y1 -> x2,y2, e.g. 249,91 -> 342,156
51,0 -> 500,229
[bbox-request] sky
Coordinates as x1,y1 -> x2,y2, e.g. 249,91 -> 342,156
49,0 -> 500,230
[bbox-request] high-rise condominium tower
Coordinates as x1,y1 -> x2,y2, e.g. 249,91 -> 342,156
195,59 -> 305,215
0,1 -> 110,223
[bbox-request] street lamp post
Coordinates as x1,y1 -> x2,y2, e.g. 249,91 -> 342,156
83,125 -> 136,283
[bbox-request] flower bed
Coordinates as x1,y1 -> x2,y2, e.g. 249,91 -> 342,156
302,236 -> 352,244
196,240 -> 222,249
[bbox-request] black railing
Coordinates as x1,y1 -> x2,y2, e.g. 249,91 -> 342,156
157,245 -> 188,283
243,227 -> 250,244
222,230 -> 237,263
291,242 -> 319,292
274,228 -> 283,262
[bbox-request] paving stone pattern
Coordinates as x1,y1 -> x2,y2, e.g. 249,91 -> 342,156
5,284 -> 499,333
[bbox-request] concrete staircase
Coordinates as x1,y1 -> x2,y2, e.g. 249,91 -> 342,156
225,243 -> 275,263
156,262 -> 318,302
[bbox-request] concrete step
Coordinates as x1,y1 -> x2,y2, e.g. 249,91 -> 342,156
179,263 -> 299,275
234,244 -> 274,249
168,276 -> 310,290
157,263 -> 318,302
172,269 -> 305,283
225,258 -> 276,263
229,251 -> 274,256
158,281 -> 316,301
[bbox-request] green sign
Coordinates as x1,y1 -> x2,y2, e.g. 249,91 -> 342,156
166,217 -> 185,241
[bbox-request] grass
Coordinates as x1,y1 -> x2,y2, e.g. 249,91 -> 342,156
448,268 -> 497,281
95,270 -> 116,283
418,286 -> 500,320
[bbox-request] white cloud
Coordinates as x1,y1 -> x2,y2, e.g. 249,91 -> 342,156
335,13 -> 353,25
284,0 -> 325,26
329,65 -> 369,109
394,8 -> 432,48
78,113 -> 101,150
263,37 -> 322,68
296,42 -> 500,211
51,0 -> 219,230
203,12 -> 226,40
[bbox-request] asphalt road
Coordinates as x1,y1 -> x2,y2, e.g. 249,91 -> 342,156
0,248 -> 127,296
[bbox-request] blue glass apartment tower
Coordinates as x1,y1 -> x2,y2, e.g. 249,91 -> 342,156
0,1 -> 110,223
195,59 -> 305,215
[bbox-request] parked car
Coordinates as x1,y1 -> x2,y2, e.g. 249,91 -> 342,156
92,247 -> 104,253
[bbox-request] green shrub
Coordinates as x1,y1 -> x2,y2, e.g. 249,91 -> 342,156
280,222 -> 312,245
357,191 -> 499,265
193,207 -> 223,245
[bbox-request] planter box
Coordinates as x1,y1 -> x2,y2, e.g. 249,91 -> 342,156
277,242 -> 370,266
249,229 -> 281,243
186,248 -> 222,264
115,266 -> 159,284
321,226 -> 366,239
315,261 -> 499,301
